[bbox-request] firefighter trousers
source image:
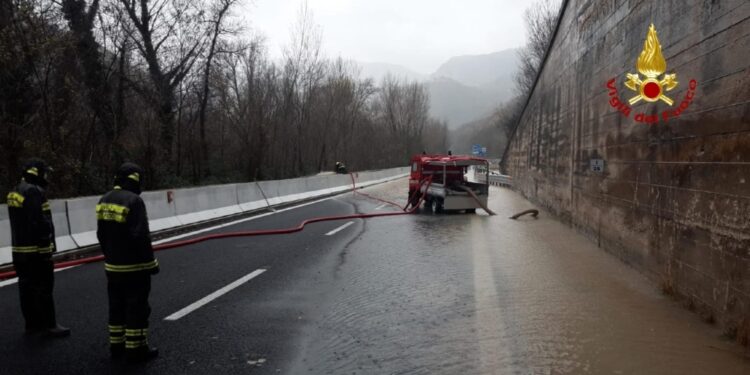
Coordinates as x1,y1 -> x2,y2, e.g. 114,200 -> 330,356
13,253 -> 57,330
107,275 -> 151,352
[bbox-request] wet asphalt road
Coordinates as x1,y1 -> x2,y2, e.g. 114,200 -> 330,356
0,179 -> 748,374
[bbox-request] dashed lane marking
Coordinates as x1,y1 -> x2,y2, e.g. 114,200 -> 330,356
325,221 -> 355,236
0,178 -> 406,289
164,269 -> 267,321
374,204 -> 388,210
1,197 -> 336,290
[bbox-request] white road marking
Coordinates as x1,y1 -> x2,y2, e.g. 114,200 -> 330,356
0,177 -> 407,288
472,222 -> 513,372
164,269 -> 266,321
1,191 -> 345,289
325,221 -> 355,236
0,265 -> 80,288
374,204 -> 388,210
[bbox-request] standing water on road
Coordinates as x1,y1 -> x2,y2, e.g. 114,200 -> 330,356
290,181 -> 750,374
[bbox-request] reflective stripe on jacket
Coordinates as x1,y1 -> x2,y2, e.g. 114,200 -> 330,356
96,188 -> 159,276
7,180 -> 55,258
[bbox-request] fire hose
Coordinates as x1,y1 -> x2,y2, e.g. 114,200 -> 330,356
456,185 -> 496,215
0,176 -> 432,280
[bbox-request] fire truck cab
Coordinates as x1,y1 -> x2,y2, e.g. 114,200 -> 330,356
408,154 -> 490,213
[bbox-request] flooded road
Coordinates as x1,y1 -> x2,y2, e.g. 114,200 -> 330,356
1,178 -> 747,374
291,181 -> 750,374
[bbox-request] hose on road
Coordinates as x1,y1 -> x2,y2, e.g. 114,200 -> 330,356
509,209 -> 539,220
455,185 -> 496,216
0,176 -> 432,280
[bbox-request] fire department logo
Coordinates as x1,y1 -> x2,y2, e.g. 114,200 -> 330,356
606,23 -> 698,124
624,24 -> 677,105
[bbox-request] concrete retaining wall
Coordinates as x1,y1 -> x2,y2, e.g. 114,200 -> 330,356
0,167 -> 409,265
502,0 -> 750,342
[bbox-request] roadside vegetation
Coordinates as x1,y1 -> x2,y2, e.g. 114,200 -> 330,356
0,0 -> 447,197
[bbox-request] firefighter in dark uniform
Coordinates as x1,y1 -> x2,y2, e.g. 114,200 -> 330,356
335,161 -> 348,174
96,163 -> 158,362
7,159 -> 70,337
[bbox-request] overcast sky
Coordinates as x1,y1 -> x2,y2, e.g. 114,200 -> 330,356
239,0 -> 530,74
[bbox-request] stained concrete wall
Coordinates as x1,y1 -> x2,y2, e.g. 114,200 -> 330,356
503,0 -> 750,342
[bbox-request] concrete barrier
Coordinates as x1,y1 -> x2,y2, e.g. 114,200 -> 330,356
351,167 -> 409,188
353,171 -> 371,187
329,174 -> 353,193
0,205 -> 10,264
0,166 -> 408,266
305,175 -> 332,198
277,177 -> 311,204
236,183 -> 269,212
174,184 -> 242,226
50,200 -> 77,253
257,180 -> 282,206
0,200 -> 81,264
66,196 -> 101,247
141,190 -> 181,232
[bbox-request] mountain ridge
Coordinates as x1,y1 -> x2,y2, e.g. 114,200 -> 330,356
355,48 -> 520,128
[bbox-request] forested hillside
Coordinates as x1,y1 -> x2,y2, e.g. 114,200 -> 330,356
0,1 -> 447,197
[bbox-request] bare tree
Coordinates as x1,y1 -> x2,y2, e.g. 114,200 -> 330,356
197,0 -> 240,178
494,95 -> 525,139
514,0 -> 560,95
0,0 -> 448,196
422,119 -> 449,154
115,0 -> 210,171
282,1 -> 324,175
377,75 -> 431,160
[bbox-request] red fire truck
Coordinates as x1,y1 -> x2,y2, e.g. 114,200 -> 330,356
408,154 -> 490,213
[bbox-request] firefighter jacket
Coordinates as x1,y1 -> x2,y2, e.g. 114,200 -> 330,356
96,187 -> 159,277
7,180 -> 55,258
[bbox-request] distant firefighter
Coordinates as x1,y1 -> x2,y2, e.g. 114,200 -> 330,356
96,163 -> 159,362
7,158 -> 70,338
335,162 -> 348,174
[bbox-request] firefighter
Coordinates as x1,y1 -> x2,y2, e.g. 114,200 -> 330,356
7,158 -> 70,337
335,161 -> 348,174
96,162 -> 159,362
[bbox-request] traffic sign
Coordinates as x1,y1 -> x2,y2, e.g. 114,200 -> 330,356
591,159 -> 605,173
472,144 -> 481,155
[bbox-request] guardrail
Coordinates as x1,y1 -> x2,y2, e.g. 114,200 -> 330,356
471,169 -> 513,188
488,174 -> 513,187
0,167 -> 409,265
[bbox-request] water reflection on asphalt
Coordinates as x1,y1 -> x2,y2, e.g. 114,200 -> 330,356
291,181 -> 750,374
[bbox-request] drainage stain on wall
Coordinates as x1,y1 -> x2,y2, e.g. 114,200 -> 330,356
503,0 -> 750,344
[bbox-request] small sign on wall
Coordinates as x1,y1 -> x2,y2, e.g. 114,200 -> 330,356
590,159 -> 605,173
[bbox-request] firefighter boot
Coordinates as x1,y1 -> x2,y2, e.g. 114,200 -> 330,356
126,346 -> 158,363
110,344 -> 125,359
44,324 -> 70,338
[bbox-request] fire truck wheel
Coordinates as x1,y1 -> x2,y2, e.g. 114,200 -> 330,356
434,199 -> 444,214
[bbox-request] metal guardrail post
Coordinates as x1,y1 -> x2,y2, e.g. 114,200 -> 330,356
488,174 -> 513,188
